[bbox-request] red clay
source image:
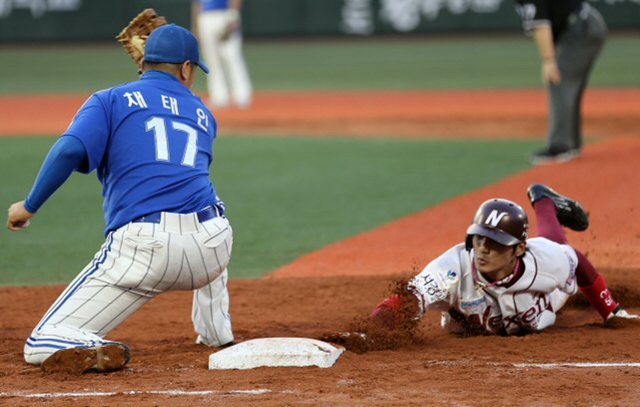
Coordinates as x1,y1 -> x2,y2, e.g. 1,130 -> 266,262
1,88 -> 639,406
270,135 -> 640,278
1,88 -> 639,137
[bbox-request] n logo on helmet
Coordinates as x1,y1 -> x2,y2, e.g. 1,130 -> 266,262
485,210 -> 508,227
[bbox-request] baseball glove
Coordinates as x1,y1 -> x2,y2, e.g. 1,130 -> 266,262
116,8 -> 168,73
220,9 -> 240,41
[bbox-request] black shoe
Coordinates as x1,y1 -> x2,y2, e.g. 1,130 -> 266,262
527,183 -> 589,231
529,148 -> 579,165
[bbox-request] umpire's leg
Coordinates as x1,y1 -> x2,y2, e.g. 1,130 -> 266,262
550,5 -> 607,152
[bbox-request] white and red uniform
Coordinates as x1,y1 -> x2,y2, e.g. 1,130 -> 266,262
409,238 -> 578,335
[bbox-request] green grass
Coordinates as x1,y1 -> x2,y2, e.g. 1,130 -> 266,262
0,137 -> 105,285
1,33 -> 636,285
0,34 -> 638,94
0,135 -> 539,285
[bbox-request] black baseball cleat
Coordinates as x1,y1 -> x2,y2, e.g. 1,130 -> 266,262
527,183 -> 589,231
529,148 -> 579,165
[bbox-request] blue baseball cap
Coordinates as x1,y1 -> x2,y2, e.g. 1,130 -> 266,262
144,24 -> 209,74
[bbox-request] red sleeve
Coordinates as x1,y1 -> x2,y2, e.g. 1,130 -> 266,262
370,292 -> 420,330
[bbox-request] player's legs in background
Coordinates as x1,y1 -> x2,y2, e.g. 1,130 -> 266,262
529,184 -> 619,320
209,42 -> 231,108
220,30 -> 252,108
569,75 -> 589,152
574,7 -> 607,150
546,81 -> 574,154
192,268 -> 234,347
198,11 -> 231,108
553,5 -> 607,153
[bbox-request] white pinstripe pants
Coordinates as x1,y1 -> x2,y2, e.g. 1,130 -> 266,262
198,10 -> 252,108
24,212 -> 234,365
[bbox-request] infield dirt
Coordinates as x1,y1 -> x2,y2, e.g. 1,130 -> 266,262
1,89 -> 639,406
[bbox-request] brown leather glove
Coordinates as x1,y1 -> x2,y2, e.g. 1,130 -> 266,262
116,8 -> 168,74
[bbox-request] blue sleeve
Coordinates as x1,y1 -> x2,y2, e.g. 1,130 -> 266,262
63,92 -> 110,172
24,136 -> 88,214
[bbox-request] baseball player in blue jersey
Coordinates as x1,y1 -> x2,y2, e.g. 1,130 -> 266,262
192,0 -> 252,108
7,24 -> 235,374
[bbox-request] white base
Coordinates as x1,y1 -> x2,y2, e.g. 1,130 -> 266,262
208,337 -> 345,370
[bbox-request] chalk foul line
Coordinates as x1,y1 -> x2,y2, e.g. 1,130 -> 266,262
423,360 -> 640,369
0,389 -> 272,398
3,362 -> 640,399
513,362 -> 640,369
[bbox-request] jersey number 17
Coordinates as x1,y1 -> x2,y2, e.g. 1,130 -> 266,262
146,116 -> 199,167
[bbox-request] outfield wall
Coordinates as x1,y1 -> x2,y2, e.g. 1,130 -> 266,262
0,0 -> 638,41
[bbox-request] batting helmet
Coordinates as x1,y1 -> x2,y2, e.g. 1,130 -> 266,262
465,198 -> 529,251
